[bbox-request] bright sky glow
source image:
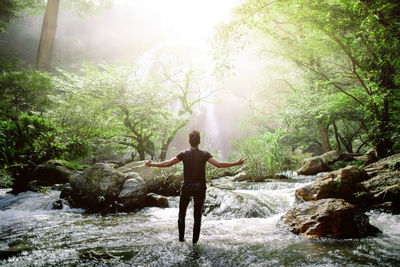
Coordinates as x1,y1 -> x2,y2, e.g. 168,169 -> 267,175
120,0 -> 241,47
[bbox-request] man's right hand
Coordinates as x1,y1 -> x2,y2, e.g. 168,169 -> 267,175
145,160 -> 152,167
237,158 -> 246,165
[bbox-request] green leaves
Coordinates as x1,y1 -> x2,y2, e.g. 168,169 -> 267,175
230,129 -> 285,178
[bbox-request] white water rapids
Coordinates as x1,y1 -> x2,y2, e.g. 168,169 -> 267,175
0,173 -> 399,266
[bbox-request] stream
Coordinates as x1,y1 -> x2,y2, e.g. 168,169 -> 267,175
1,173 -> 399,266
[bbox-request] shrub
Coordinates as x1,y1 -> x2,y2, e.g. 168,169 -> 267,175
230,129 -> 285,179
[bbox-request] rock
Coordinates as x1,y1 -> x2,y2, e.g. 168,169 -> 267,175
79,250 -> 116,261
297,157 -> 329,175
146,193 -> 169,208
51,200 -> 63,210
232,171 -> 251,182
61,163 -> 147,212
280,198 -> 381,238
59,183 -> 76,206
358,171 -> 400,213
210,177 -> 237,190
117,172 -> 147,210
364,153 -> 400,170
295,166 -> 368,203
340,166 -> 369,183
272,174 -> 289,179
204,187 -> 268,218
117,161 -> 182,196
32,163 -> 72,185
362,149 -> 378,167
321,150 -> 342,165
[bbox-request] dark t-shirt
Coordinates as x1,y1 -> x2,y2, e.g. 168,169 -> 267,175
176,148 -> 213,184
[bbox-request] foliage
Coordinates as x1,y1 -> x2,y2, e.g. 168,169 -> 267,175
0,113 -> 66,168
215,0 -> 400,158
0,0 -> 45,32
330,160 -> 365,171
50,59 -> 212,161
0,169 -> 13,188
230,129 -> 285,178
0,59 -> 54,118
51,159 -> 89,171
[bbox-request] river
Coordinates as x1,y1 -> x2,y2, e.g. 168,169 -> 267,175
0,173 -> 399,266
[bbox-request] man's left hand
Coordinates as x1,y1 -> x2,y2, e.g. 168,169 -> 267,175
145,160 -> 152,167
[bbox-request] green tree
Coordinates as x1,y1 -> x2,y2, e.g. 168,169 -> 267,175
50,60 -> 211,161
0,0 -> 44,32
215,0 -> 400,158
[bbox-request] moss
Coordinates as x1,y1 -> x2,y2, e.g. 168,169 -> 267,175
52,159 -> 89,171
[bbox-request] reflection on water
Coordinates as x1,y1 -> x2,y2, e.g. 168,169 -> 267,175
0,174 -> 399,266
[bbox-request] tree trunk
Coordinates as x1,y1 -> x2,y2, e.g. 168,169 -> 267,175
332,122 -> 342,152
138,147 -> 145,161
159,145 -> 168,162
36,0 -> 60,71
375,121 -> 393,158
318,124 -> 332,153
159,120 -> 189,161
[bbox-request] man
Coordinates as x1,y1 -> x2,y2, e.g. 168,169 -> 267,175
145,130 -> 245,245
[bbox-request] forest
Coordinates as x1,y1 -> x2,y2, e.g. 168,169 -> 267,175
0,0 -> 399,265
1,0 -> 399,190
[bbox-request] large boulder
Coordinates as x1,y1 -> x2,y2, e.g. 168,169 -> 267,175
321,150 -> 342,165
280,198 -> 381,238
204,187 -> 269,218
117,172 -> 147,211
295,166 -> 369,202
297,157 -> 329,175
358,171 -> 400,213
146,193 -> 169,208
61,163 -> 147,212
117,161 -> 181,196
297,150 -> 356,176
32,162 -> 72,185
232,171 -> 251,182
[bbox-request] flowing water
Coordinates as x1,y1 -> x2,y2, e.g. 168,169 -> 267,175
0,173 -> 399,266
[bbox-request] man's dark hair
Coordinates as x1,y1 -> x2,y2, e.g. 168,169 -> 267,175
189,130 -> 201,147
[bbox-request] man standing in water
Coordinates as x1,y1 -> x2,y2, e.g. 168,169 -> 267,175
145,130 -> 245,245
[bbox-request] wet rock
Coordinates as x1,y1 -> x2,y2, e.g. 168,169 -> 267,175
0,249 -> 23,260
271,174 -> 289,179
280,198 -> 381,238
358,171 -> 400,213
51,200 -> 63,210
210,177 -> 236,190
61,163 -> 147,212
297,157 -> 329,176
295,166 -> 368,203
117,172 -> 147,210
364,153 -> 400,172
59,183 -> 75,206
146,193 -> 169,208
204,187 -> 268,218
32,162 -> 72,185
232,171 -> 251,182
117,161 -> 181,196
79,250 -> 116,261
321,150 -> 342,165
340,166 -> 369,183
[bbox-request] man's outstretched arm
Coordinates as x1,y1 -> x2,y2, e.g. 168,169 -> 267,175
145,157 -> 180,168
208,158 -> 246,168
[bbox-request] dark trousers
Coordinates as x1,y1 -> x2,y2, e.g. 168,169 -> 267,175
178,183 -> 206,244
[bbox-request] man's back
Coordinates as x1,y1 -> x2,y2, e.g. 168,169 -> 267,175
177,149 -> 212,184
